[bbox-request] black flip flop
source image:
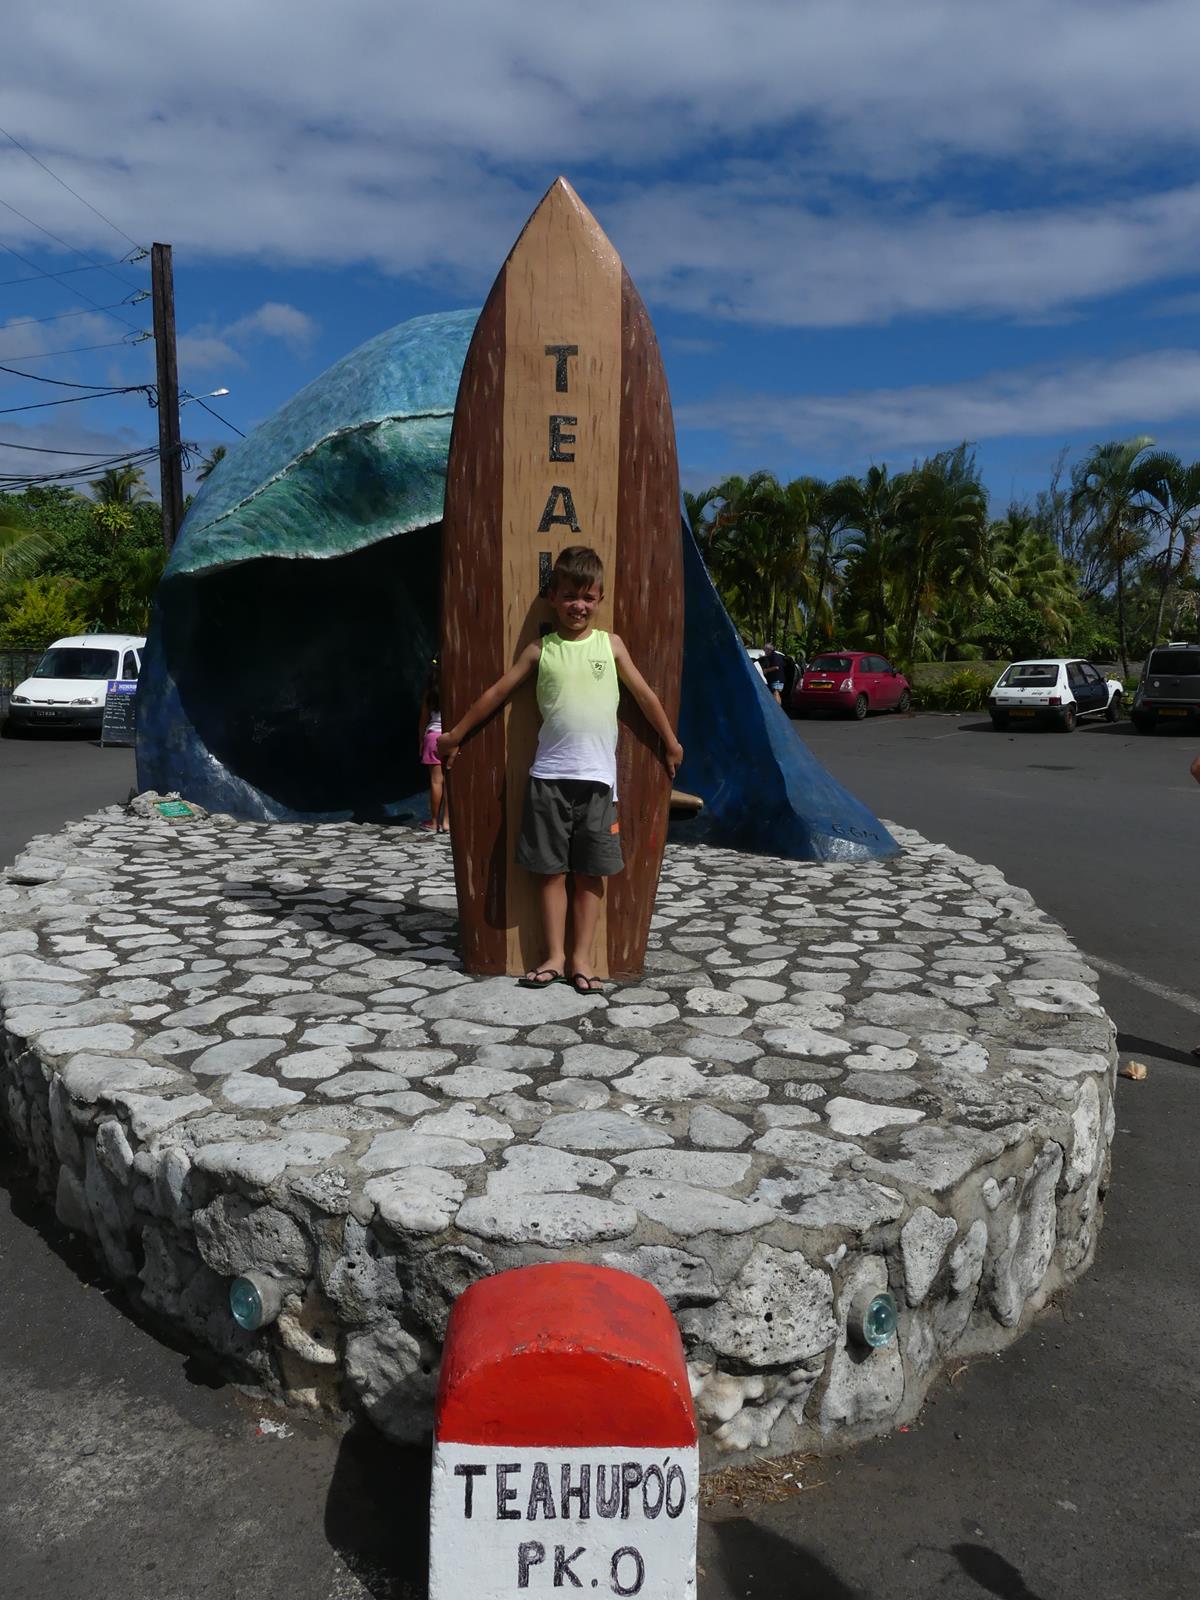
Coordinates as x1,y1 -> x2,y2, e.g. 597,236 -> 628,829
569,973 -> 607,995
517,968 -> 564,989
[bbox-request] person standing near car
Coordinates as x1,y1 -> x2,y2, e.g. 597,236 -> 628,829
761,642 -> 792,706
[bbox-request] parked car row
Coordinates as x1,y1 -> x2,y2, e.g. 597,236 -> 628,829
989,644 -> 1200,733
747,640 -> 1200,735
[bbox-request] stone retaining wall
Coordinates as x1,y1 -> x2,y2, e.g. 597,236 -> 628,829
0,801 -> 1116,1460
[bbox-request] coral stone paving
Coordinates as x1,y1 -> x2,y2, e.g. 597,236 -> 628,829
0,798 -> 1116,1460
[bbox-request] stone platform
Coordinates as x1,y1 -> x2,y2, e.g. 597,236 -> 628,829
0,800 -> 1116,1460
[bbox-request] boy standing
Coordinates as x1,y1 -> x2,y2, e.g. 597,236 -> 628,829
437,545 -> 683,993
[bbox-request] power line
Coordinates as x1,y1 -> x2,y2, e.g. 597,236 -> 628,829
186,395 -> 245,439
0,336 -> 148,363
0,296 -> 147,329
0,124 -> 145,254
0,384 -> 153,416
0,437 -> 154,455
0,235 -> 144,333
0,257 -> 137,289
0,443 -> 167,484
2,459 -> 191,493
0,360 -> 147,390
0,195 -> 143,295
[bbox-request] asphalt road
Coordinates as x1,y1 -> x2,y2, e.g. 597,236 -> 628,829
1,717 -> 1198,1600
0,729 -> 137,872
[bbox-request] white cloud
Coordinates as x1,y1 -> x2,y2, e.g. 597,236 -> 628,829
611,181 -> 1200,327
0,0 -> 1197,331
175,333 -> 243,374
224,302 -> 316,347
677,348 -> 1200,455
176,301 -> 319,377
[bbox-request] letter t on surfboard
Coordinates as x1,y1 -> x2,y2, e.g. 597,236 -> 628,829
441,177 -> 684,980
429,1263 -> 699,1600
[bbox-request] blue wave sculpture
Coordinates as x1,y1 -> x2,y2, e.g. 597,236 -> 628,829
137,309 -> 897,859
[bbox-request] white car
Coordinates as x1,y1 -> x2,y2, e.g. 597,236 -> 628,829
988,657 -> 1122,732
5,633 -> 145,734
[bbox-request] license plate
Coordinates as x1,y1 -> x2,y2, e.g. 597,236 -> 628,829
33,709 -> 59,719
1158,708 -> 1188,717
1009,708 -> 1036,718
809,680 -> 834,689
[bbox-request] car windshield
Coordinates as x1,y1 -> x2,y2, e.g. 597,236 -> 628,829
1147,649 -> 1200,677
32,648 -> 119,681
808,656 -> 853,673
998,664 -> 1058,687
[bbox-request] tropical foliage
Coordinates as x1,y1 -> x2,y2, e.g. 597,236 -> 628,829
0,574 -> 89,650
0,479 -> 167,649
692,435 -> 1200,670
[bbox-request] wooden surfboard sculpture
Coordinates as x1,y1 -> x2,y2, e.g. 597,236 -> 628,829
442,177 -> 683,980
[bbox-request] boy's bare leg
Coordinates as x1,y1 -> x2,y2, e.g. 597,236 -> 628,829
569,873 -> 604,982
529,872 -> 568,979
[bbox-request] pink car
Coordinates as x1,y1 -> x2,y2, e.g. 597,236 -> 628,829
792,651 -> 912,720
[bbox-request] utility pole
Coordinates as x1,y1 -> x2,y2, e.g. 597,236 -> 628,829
151,242 -> 184,552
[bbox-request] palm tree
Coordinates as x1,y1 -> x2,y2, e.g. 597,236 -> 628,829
792,477 -> 839,656
1071,437 -> 1157,676
702,472 -> 818,645
828,465 -> 907,655
196,445 -> 227,484
891,447 -> 988,667
0,501 -> 55,590
979,508 -> 1082,653
1137,452 -> 1200,646
89,465 -> 151,505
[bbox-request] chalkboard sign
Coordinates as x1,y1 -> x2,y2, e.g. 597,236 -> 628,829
100,679 -> 138,747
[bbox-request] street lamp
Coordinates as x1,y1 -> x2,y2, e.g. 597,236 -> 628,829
179,387 -> 230,406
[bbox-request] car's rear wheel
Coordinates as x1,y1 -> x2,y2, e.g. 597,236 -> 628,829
990,712 -> 1008,731
1132,713 -> 1154,734
1104,693 -> 1122,723
851,693 -> 868,721
1058,706 -> 1077,732
895,689 -> 911,713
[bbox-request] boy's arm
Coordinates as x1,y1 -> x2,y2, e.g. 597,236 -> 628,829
610,633 -> 684,779
437,642 -> 541,769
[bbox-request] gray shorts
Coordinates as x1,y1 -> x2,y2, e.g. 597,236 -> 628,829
515,778 -> 624,877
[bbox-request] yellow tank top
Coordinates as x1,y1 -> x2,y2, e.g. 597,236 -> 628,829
530,629 -> 620,793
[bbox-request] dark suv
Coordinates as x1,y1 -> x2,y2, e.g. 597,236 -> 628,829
1131,643 -> 1200,733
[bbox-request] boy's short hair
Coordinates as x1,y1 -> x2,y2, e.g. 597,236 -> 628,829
551,545 -> 605,594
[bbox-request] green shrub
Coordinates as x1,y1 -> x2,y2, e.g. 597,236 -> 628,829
914,668 -> 994,712
0,575 -> 89,650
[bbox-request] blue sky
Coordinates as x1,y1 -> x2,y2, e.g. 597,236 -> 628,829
2,0 -> 1199,512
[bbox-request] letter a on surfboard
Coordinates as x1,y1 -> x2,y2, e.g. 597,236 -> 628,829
441,177 -> 683,979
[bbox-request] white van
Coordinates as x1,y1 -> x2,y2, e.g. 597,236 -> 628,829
5,633 -> 145,733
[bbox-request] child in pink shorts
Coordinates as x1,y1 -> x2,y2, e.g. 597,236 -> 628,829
418,661 -> 449,833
